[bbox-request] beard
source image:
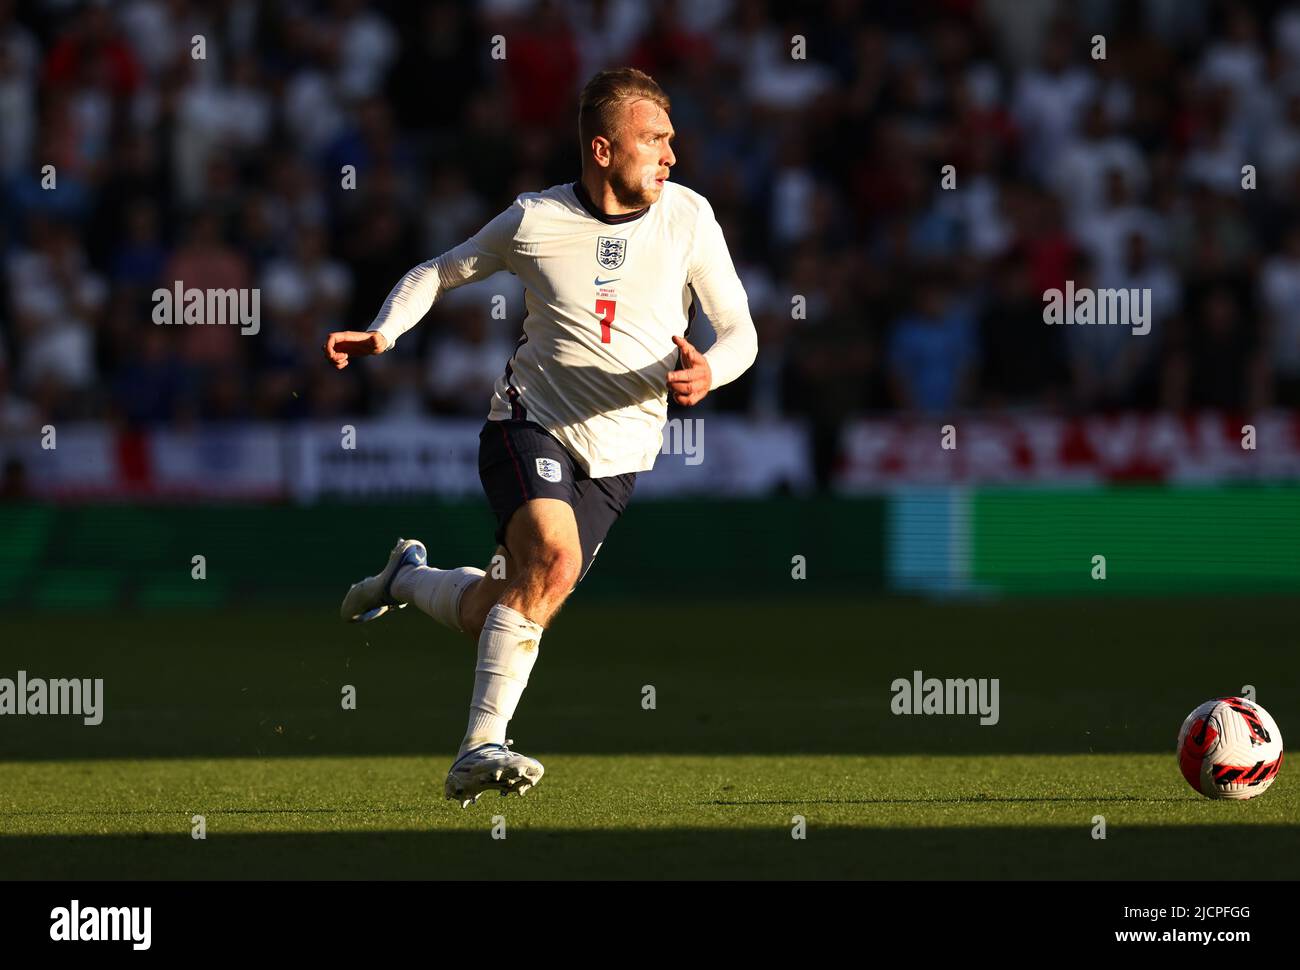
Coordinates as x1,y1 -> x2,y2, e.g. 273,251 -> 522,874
608,162 -> 661,210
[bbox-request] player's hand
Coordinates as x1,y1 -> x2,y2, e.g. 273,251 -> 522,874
667,334 -> 712,406
324,330 -> 388,369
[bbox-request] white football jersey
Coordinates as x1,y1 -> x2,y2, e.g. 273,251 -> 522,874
368,180 -> 757,478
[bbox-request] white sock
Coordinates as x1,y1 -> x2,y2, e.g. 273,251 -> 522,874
459,604 -> 544,755
392,565 -> 485,632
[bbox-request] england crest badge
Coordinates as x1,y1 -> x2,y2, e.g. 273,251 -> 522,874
535,457 -> 563,483
596,236 -> 626,270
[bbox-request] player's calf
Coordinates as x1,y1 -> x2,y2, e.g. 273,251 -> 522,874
457,568 -> 500,640
391,560 -> 485,633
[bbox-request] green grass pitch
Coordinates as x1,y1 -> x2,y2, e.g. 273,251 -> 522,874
1,597 -> 1296,879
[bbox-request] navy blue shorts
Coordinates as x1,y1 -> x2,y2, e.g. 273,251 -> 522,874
478,418 -> 636,584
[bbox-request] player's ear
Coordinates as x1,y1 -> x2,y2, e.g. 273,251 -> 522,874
591,135 -> 612,168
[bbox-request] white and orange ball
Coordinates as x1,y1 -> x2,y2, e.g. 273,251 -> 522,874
1177,697 -> 1283,800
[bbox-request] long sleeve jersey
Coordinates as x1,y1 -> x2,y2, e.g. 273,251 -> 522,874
367,179 -> 758,478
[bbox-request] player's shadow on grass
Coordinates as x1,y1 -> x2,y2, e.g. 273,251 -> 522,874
4,824 -> 1299,880
0,797 -> 1188,817
706,796 -> 1192,805
0,806 -> 433,816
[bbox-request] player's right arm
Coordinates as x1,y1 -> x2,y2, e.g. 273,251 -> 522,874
323,202 -> 524,367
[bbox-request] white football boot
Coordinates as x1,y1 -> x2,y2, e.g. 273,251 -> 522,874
339,538 -> 427,623
444,741 -> 545,808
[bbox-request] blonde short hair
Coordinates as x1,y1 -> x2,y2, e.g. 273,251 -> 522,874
578,68 -> 671,160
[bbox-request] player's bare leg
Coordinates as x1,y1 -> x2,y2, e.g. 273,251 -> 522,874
456,548 -> 511,640
492,497 -> 584,622
458,497 -> 580,636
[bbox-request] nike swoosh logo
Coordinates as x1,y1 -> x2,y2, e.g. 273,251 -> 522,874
594,277 -> 621,286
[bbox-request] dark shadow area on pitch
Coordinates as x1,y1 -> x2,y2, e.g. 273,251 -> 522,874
2,597 -> 1297,760
2,824 -> 1299,880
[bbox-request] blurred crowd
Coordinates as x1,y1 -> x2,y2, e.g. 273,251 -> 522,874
3,0 -> 1300,477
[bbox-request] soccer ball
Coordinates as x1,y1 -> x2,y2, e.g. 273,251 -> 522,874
1177,697 -> 1283,800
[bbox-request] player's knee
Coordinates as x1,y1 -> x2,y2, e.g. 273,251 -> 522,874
529,542 -> 581,601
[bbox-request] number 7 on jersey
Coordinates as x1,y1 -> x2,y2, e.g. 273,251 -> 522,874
595,299 -> 616,344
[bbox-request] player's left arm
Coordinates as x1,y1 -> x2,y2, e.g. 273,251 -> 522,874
667,201 -> 758,407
